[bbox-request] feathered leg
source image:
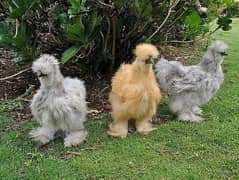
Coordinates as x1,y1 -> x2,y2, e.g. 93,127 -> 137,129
180,105 -> 204,122
169,99 -> 182,114
64,129 -> 88,147
29,113 -> 57,145
29,126 -> 56,145
64,112 -> 87,147
178,112 -> 204,122
136,115 -> 156,135
192,106 -> 203,116
107,115 -> 128,138
170,99 -> 204,122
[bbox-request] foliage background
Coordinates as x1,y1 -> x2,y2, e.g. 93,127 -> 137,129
0,0 -> 238,73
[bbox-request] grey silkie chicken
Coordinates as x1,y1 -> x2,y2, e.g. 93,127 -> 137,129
155,41 -> 228,122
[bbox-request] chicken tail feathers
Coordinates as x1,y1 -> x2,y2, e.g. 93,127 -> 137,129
155,57 -> 184,92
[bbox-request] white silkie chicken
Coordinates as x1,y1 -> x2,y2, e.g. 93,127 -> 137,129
30,54 -> 87,147
155,41 -> 228,122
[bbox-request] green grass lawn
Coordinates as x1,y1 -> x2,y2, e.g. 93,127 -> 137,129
1,20 -> 239,179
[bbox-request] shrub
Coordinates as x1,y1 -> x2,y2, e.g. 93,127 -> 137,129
0,0 -> 238,73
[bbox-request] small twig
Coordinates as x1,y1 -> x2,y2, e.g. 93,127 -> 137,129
120,21 -> 144,43
164,26 -> 221,44
95,86 -> 110,98
103,16 -> 111,54
0,67 -> 31,81
156,148 -> 170,154
175,55 -> 194,60
164,39 -> 198,43
13,19 -> 20,38
110,13 -> 117,74
67,151 -> 81,156
0,1 -> 6,9
100,31 -> 105,49
130,23 -> 150,43
48,2 -> 58,33
166,10 -> 187,33
20,85 -> 35,98
96,0 -> 113,8
18,97 -> 31,102
147,0 -> 179,41
81,145 -> 102,151
87,109 -> 101,114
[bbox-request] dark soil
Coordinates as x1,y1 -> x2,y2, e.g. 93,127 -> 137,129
0,49 -> 111,121
0,44 -> 199,122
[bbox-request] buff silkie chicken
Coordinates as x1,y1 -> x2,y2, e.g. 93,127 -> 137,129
107,43 -> 161,138
155,40 -> 228,122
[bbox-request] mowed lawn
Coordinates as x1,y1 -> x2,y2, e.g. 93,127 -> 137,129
0,20 -> 239,179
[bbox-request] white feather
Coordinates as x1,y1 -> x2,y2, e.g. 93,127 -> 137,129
30,54 -> 87,147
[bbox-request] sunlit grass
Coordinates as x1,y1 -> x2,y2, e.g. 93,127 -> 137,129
0,20 -> 238,179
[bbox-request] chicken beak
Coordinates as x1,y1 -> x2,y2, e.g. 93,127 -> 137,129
145,58 -> 153,64
38,73 -> 47,78
222,52 -> 228,56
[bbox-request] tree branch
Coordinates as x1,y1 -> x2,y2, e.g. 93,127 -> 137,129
0,67 -> 31,81
96,0 -> 113,8
162,26 -> 221,44
146,0 -> 179,41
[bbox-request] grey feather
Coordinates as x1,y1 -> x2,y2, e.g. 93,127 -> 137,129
29,54 -> 87,147
155,40 -> 228,122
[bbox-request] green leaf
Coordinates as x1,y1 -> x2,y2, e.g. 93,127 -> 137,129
217,16 -> 232,26
219,0 -> 233,7
67,23 -> 85,35
113,0 -> 127,6
142,1 -> 152,17
185,10 -> 201,31
61,46 -> 81,64
6,0 -> 37,19
222,25 -> 232,31
86,12 -> 98,35
13,24 -> 27,46
68,0 -> 88,18
201,25 -> 209,35
132,0 -> 152,18
88,27 -> 100,42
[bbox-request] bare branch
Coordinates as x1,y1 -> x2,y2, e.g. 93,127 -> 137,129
146,0 -> 179,41
162,26 -> 221,44
13,19 -> 20,38
96,0 -> 113,8
0,67 -> 31,81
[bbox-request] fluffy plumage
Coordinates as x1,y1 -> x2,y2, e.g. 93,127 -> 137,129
156,40 -> 228,122
107,43 -> 161,138
30,54 -> 87,147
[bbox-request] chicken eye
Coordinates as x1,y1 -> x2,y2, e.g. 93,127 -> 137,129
37,71 -> 47,77
220,52 -> 228,56
145,58 -> 153,64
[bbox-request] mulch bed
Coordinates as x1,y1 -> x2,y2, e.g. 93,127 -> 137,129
0,44 -> 198,122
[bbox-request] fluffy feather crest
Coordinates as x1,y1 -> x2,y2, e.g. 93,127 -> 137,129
32,54 -> 59,75
208,40 -> 228,53
134,43 -> 159,59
